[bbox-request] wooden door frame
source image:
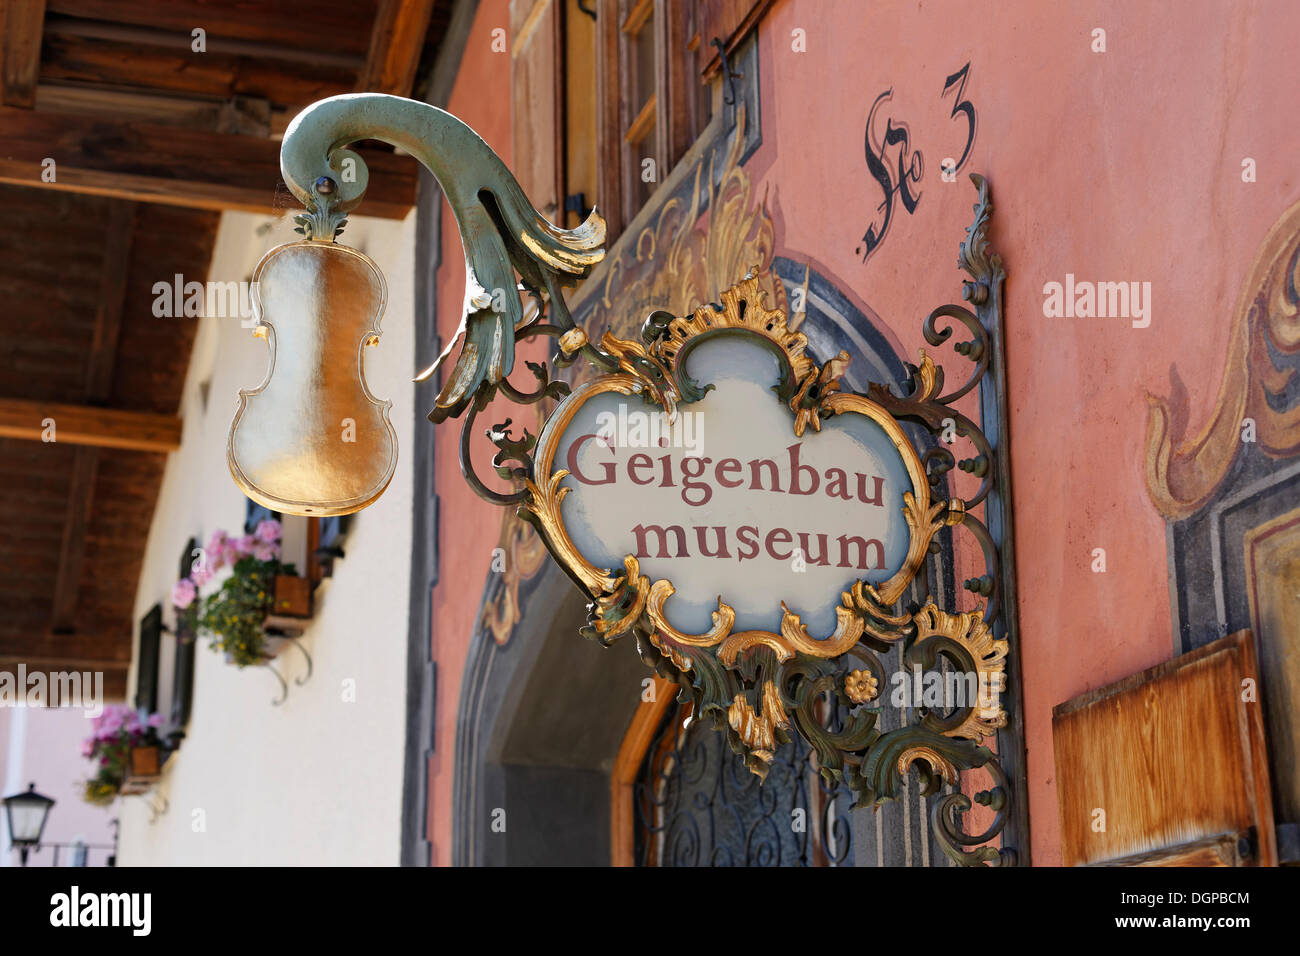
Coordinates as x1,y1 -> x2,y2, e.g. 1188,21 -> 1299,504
610,675 -> 677,866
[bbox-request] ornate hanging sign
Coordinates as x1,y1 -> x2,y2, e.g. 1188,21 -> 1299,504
229,93 -> 1020,866
527,274 -> 944,645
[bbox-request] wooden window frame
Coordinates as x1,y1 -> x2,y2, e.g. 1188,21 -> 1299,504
593,0 -> 704,237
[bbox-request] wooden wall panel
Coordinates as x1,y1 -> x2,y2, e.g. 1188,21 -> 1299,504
1053,631 -> 1276,866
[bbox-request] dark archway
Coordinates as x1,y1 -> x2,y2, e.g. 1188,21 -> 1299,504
453,559 -> 648,865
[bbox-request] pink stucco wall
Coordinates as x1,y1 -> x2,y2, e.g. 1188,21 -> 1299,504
427,0 -> 519,866
753,0 -> 1300,864
428,0 -> 1300,864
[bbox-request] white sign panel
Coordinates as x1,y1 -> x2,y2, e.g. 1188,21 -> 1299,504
551,336 -> 914,636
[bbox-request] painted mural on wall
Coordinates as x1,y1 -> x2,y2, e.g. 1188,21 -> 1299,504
1145,201 -> 1300,519
1146,198 -> 1300,829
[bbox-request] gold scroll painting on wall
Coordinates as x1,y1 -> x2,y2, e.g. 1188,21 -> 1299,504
1145,198 -> 1300,519
1143,198 -> 1300,865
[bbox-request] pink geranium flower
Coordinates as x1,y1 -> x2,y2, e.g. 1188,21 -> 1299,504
255,519 -> 281,544
96,705 -> 126,735
205,530 -> 229,571
252,541 -> 278,562
171,577 -> 197,610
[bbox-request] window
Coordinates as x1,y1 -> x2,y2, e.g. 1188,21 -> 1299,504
620,0 -> 659,216
512,1 -> 768,240
590,0 -> 721,234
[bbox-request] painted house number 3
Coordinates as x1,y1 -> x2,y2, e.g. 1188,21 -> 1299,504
858,63 -> 978,263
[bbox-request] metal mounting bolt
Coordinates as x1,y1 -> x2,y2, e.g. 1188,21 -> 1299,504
962,281 -> 988,306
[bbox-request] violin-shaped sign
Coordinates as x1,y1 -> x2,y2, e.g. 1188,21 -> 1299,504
228,240 -> 396,516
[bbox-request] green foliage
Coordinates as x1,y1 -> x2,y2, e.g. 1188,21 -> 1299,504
83,778 -> 119,807
197,556 -> 296,668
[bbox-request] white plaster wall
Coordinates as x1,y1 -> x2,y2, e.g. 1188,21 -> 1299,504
118,208 -> 416,866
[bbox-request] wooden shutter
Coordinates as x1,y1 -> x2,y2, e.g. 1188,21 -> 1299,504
594,0 -> 623,235
1053,631 -> 1277,866
168,538 -> 199,736
308,514 -> 350,582
511,0 -> 563,220
135,603 -> 163,714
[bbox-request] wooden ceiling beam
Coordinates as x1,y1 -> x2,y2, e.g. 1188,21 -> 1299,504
45,0 -> 378,58
42,16 -> 364,70
39,32 -> 356,107
36,85 -> 273,137
358,0 -> 437,97
0,661 -> 129,701
0,0 -> 46,108
0,106 -> 417,218
0,399 -> 181,452
0,629 -> 131,660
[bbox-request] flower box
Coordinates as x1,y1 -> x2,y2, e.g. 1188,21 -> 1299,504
117,745 -> 162,796
81,707 -> 166,805
177,520 -> 312,667
262,574 -> 312,638
271,574 -> 312,618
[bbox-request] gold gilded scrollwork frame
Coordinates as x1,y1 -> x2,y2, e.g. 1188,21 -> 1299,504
524,273 -> 954,659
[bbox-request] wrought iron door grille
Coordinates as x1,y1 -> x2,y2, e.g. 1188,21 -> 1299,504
634,699 -> 856,867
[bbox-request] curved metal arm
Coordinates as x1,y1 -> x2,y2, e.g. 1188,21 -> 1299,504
280,93 -> 607,421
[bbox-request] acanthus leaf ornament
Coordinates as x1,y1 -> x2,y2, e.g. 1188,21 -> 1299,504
246,94 -> 1020,866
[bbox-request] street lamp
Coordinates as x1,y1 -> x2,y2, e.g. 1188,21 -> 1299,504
3,783 -> 55,866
